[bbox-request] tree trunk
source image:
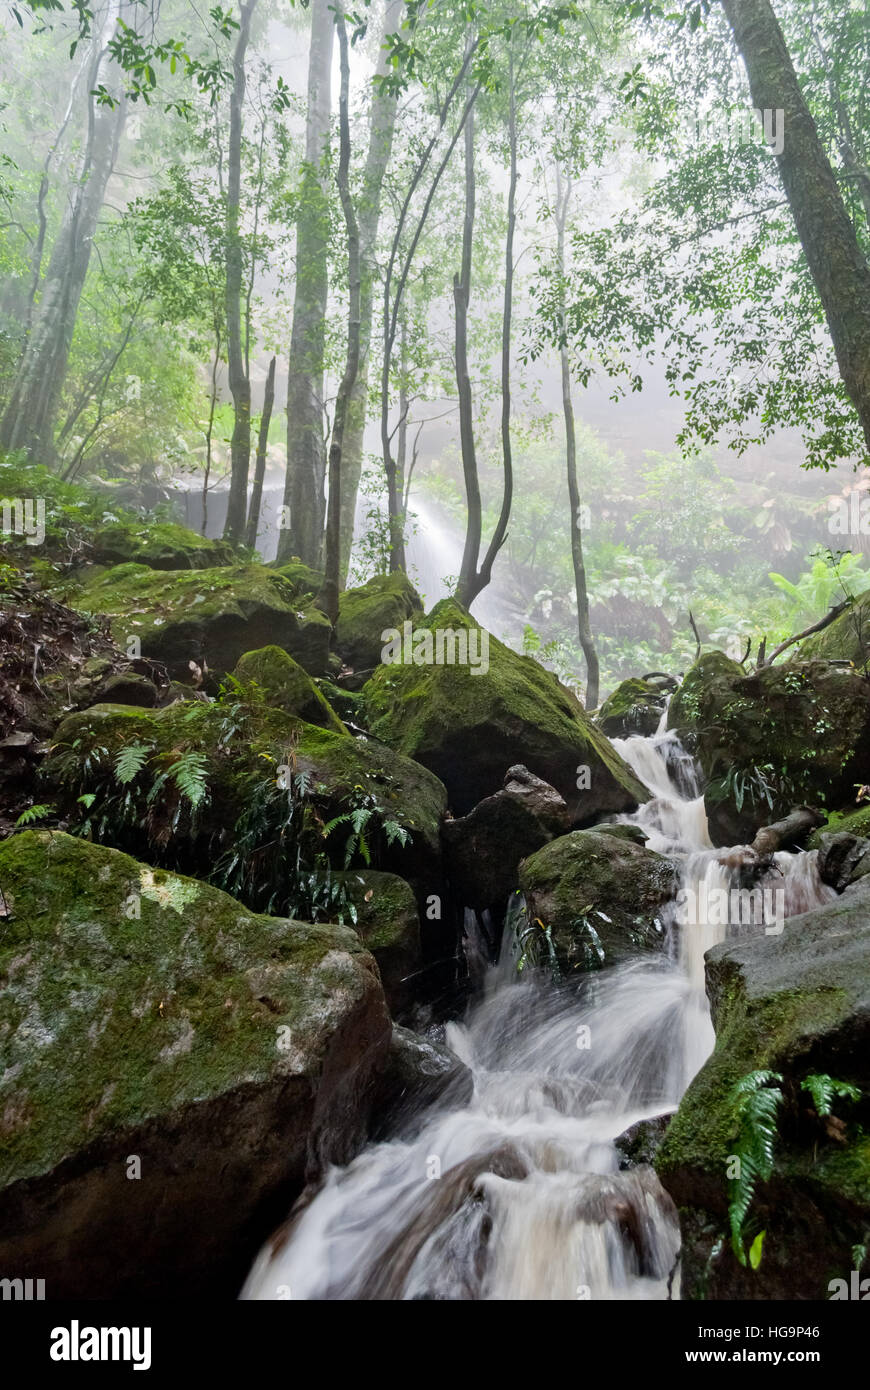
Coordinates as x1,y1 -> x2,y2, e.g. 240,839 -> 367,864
720,0 -> 870,455
456,48 -> 515,610
338,0 -> 401,585
245,353 -> 276,550
277,0 -> 334,565
317,13 -> 360,626
223,0 -> 258,545
0,31 -> 125,460
555,167 -> 599,710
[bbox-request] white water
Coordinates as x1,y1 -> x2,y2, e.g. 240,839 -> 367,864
242,717 -> 833,1301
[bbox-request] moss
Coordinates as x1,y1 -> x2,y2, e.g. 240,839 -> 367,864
802,591 -> 870,667
807,803 -> 870,849
362,599 -> 648,815
232,646 -> 345,733
273,560 -> 323,601
61,562 -> 332,678
91,521 -> 233,570
0,831 -> 376,1186
335,572 -> 423,674
597,677 -> 665,736
316,680 -> 364,725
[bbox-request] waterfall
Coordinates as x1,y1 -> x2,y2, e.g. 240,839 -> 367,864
242,721 -> 834,1301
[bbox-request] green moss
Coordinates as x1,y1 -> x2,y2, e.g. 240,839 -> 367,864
597,677 -> 665,736
0,832 -> 375,1186
232,646 -> 345,733
273,560 -> 323,600
91,521 -> 233,570
335,572 -> 422,673
802,591 -> 870,667
807,803 -> 870,849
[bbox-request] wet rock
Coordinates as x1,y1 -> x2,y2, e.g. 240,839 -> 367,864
598,677 -> 669,737
90,520 -> 233,570
519,829 -> 677,972
812,831 -> 870,891
363,599 -> 649,818
0,831 -> 391,1298
372,1025 -> 473,1137
94,671 -> 160,707
668,652 -> 870,846
64,562 -> 333,681
232,645 -> 345,733
334,870 -> 422,1017
615,1113 -> 674,1170
657,875 -> 870,1299
443,765 -> 570,913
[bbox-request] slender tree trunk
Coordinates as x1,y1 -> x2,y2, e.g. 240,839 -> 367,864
0,26 -> 126,460
456,49 -> 515,609
454,88 -> 480,608
277,0 -> 334,565
203,325 -> 222,537
721,0 -> 870,455
338,0 -> 401,585
245,353 -> 276,549
223,0 -> 258,544
317,13 -> 360,625
555,167 -> 599,710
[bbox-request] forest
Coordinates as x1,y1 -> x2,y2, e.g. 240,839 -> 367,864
0,0 -> 869,1318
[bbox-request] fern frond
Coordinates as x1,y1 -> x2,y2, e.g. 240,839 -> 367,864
114,742 -> 152,785
168,752 -> 209,809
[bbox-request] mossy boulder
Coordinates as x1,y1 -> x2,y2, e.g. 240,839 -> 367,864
518,829 -> 677,972
65,562 -> 332,681
333,870 -> 421,1017
801,590 -> 870,669
656,876 -> 870,1299
0,831 -> 390,1297
232,645 -> 345,733
90,520 -> 233,570
668,652 -> 870,845
335,572 -> 423,681
43,699 -> 447,896
597,677 -> 668,737
807,802 -> 870,848
273,560 -> 323,601
362,599 -> 649,818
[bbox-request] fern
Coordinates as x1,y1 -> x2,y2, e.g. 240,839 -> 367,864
114,742 -> 152,785
801,1072 -> 860,1117
167,752 -> 209,810
15,803 -> 53,826
727,1069 -> 784,1266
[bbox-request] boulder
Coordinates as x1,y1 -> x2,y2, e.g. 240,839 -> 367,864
615,1113 -> 674,1170
372,1025 -> 473,1137
0,832 -> 391,1298
65,562 -> 333,681
232,645 -> 345,734
810,832 -> 870,891
801,590 -> 870,669
94,671 -> 160,708
668,652 -> 870,845
443,765 -> 570,913
362,599 -> 649,818
43,700 -> 447,903
656,877 -> 870,1299
333,870 -> 421,1017
90,520 -> 233,570
518,829 -> 677,972
273,560 -> 323,601
335,572 -> 423,682
597,677 -> 669,737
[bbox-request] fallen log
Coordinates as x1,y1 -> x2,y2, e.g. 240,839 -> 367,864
751,806 -> 826,857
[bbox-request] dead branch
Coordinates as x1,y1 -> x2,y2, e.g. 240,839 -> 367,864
757,599 -> 852,668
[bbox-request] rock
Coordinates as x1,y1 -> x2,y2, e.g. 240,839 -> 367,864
811,832 -> 870,891
43,700 -> 447,900
615,1113 -> 674,1170
598,677 -> 668,737
316,679 -> 365,726
335,572 -> 423,683
65,563 -> 333,681
273,560 -> 323,601
518,829 -> 677,972
90,520 -> 233,570
362,599 -> 649,818
232,645 -> 345,733
334,870 -> 421,1017
807,802 -> 870,847
443,765 -> 570,914
371,1025 -> 473,1137
93,671 -> 160,708
0,831 -> 391,1298
668,652 -> 870,845
656,876 -> 870,1299
801,590 -> 870,668
594,822 -> 649,846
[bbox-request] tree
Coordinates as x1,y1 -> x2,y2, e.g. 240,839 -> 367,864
276,0 -> 334,565
223,0 -> 258,544
719,0 -> 870,459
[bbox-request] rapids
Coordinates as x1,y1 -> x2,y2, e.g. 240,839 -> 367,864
242,718 -> 833,1301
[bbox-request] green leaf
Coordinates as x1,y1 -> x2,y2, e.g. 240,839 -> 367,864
748,1230 -> 765,1270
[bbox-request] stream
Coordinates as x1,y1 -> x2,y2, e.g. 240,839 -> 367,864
242,715 -> 834,1300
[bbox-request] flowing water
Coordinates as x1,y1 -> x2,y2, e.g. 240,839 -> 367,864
242,716 -> 833,1301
